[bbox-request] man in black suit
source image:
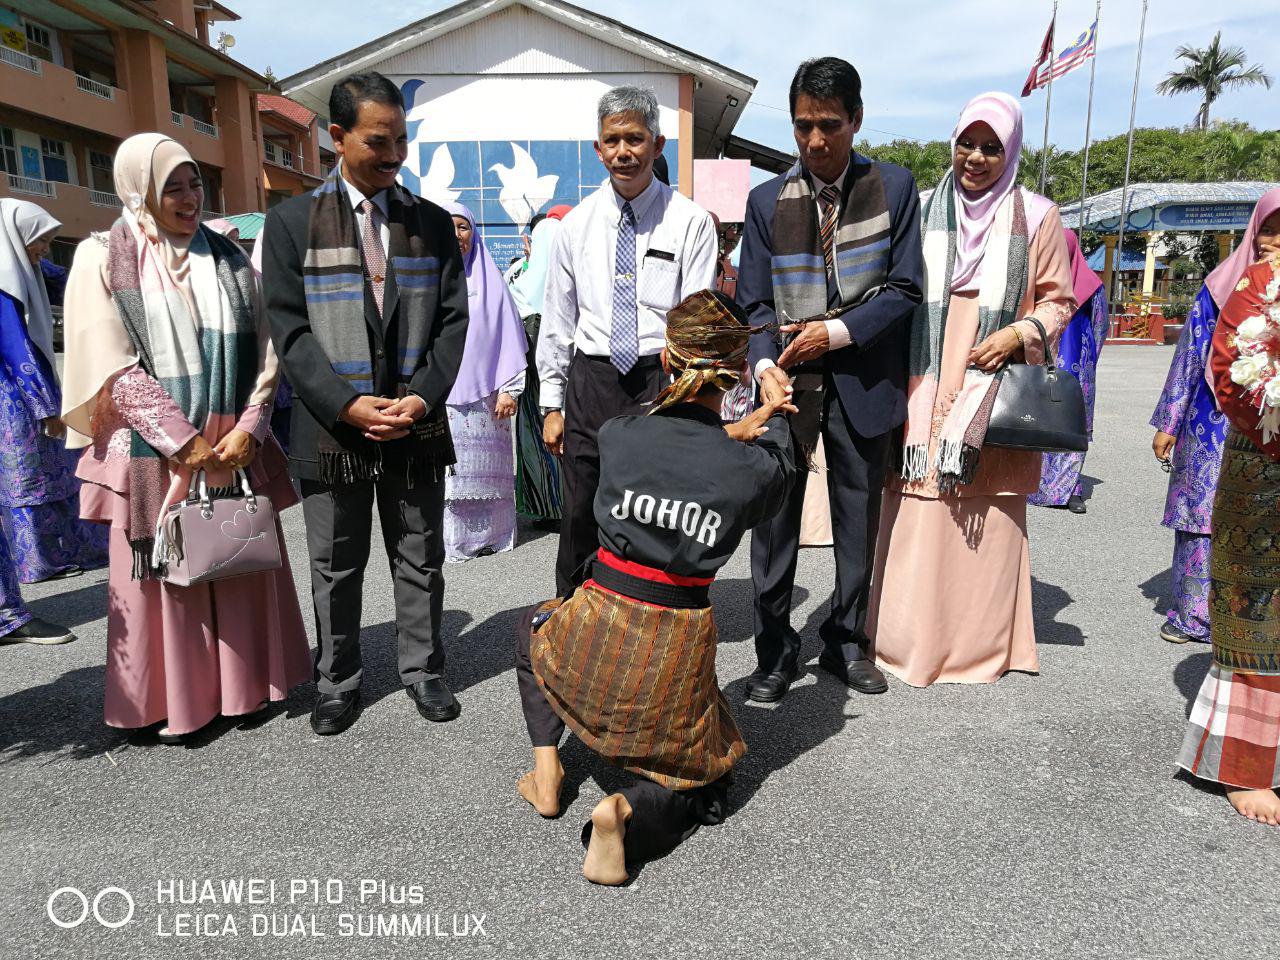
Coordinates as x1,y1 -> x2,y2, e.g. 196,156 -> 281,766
739,58 -> 924,703
262,73 -> 469,735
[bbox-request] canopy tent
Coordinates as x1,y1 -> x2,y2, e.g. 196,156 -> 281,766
1060,181 -> 1278,234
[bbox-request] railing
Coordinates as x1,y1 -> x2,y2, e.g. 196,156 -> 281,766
89,189 -> 118,208
0,46 -> 40,74
192,119 -> 218,139
74,74 -> 114,100
6,174 -> 55,198
264,142 -> 297,170
171,110 -> 183,126
263,141 -> 278,164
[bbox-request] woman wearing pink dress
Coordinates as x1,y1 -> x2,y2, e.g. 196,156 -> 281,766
61,133 -> 311,742
868,93 -> 1075,687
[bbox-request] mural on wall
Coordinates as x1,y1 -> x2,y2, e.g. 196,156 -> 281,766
396,79 -> 678,268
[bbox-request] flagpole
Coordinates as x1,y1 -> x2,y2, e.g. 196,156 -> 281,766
1038,0 -> 1058,193
1077,0 -> 1102,234
1112,0 -> 1148,307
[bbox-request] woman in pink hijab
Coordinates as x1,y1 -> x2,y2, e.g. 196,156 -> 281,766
1149,187 -> 1280,645
869,91 -> 1076,688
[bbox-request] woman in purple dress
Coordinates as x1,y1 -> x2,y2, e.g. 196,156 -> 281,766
0,517 -> 76,645
1150,187 -> 1280,644
0,199 -> 108,584
1029,229 -> 1108,514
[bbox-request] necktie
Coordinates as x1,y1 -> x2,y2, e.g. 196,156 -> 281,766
360,198 -> 386,316
819,184 -> 840,278
610,201 -> 638,375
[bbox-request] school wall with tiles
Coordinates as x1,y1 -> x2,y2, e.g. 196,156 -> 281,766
388,73 -> 683,269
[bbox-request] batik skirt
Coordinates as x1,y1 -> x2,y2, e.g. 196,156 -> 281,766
1178,428 -> 1280,788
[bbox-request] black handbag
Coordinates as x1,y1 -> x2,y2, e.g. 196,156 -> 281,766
983,316 -> 1088,453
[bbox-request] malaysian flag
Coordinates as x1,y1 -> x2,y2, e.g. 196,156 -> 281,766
1035,21 -> 1098,87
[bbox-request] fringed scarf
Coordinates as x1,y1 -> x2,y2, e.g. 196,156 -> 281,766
107,220 -> 258,577
769,154 -> 891,465
303,169 -> 455,484
902,171 -> 1029,492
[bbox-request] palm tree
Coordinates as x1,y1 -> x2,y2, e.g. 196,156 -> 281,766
1156,32 -> 1273,130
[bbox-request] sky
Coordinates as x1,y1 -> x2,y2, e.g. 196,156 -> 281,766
222,0 -> 1280,150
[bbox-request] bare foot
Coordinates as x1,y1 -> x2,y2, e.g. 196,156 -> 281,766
517,747 -> 564,818
582,793 -> 632,886
1226,787 -> 1280,826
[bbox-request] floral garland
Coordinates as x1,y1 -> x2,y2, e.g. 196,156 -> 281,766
1228,263 -> 1280,443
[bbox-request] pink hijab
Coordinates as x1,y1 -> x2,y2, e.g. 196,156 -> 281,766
1063,228 -> 1103,305
1204,187 -> 1280,309
949,92 -> 1055,293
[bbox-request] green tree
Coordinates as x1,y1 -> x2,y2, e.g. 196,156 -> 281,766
1155,31 -> 1273,131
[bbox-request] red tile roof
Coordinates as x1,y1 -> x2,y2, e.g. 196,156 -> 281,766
257,94 -> 315,128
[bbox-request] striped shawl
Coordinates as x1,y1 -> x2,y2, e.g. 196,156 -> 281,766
107,219 -> 258,576
303,169 -> 455,483
902,171 -> 1030,491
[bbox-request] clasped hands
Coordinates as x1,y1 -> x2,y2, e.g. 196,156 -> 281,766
341,393 -> 427,442
176,429 -> 259,473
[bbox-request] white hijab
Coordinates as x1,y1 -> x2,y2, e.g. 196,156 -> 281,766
0,197 -> 61,372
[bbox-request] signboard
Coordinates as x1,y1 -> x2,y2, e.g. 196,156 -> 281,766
1094,202 -> 1258,233
1154,203 -> 1257,231
693,159 -> 751,223
0,10 -> 25,53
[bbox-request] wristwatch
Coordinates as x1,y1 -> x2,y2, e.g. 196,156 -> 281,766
540,406 -> 561,416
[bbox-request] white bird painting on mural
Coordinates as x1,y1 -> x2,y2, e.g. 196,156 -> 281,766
420,143 -> 461,204
490,143 -> 558,231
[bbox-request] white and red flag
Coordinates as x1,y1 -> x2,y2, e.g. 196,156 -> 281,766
1021,15 -> 1056,97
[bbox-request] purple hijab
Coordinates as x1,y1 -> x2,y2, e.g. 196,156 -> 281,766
442,202 -> 528,406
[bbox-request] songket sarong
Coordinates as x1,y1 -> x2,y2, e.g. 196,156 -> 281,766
1179,429 -> 1280,788
530,583 -> 745,790
444,394 -> 517,562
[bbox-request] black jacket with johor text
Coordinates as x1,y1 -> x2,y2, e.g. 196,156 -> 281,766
593,404 -> 796,579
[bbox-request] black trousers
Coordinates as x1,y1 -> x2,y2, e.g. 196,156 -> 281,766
301,473 -> 445,694
555,352 -> 664,595
515,604 -> 729,866
751,377 -> 892,674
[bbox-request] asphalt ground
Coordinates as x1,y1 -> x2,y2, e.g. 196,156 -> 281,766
2,345 -> 1277,959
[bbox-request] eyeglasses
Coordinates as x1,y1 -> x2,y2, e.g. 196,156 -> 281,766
955,139 -> 1005,158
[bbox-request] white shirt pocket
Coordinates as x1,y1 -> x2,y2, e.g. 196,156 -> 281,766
638,252 -> 682,312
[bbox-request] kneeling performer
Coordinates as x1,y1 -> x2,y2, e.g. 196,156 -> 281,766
515,290 -> 796,884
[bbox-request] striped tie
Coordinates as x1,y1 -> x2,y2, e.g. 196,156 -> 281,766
360,198 -> 386,316
610,201 -> 639,375
818,184 -> 840,278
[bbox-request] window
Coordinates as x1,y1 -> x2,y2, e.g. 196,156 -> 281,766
23,23 -> 52,62
88,149 -> 113,193
40,138 -> 68,183
0,127 -> 16,177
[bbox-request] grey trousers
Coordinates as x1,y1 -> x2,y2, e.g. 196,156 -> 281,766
301,474 -> 446,694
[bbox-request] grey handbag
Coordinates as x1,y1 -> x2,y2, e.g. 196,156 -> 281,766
155,469 -> 283,586
983,316 -> 1089,453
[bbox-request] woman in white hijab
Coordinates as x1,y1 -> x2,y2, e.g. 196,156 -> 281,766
0,199 -> 109,587
61,133 -> 310,743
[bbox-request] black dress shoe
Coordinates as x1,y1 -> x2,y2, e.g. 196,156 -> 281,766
0,617 -> 76,645
1067,494 -> 1087,514
818,652 -> 888,694
406,679 -> 461,722
310,689 -> 360,736
746,666 -> 798,704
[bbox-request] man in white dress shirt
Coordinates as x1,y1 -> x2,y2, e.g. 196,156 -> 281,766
538,86 -> 718,595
